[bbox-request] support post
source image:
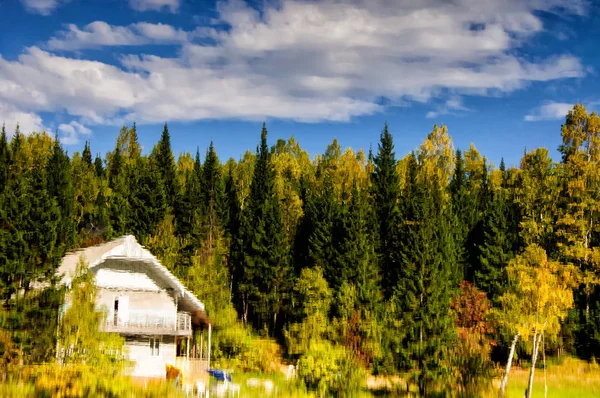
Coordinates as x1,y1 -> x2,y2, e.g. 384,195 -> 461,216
200,331 -> 203,360
207,323 -> 212,369
186,336 -> 190,359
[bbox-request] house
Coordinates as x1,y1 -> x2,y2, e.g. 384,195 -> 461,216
57,235 -> 211,383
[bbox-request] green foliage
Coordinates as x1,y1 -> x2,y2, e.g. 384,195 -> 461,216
58,257 -> 126,369
371,123 -> 401,299
3,105 -> 600,397
156,123 -> 179,208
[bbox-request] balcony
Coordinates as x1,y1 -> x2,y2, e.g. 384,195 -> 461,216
102,311 -> 192,336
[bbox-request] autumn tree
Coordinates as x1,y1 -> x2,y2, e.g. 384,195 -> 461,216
497,244 -> 578,397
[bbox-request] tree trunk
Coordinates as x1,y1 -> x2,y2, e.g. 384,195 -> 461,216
526,332 -> 542,398
499,332 -> 519,397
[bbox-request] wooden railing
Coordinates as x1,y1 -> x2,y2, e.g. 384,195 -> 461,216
174,357 -> 209,384
103,311 -> 192,335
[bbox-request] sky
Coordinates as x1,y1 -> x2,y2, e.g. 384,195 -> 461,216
0,0 -> 599,167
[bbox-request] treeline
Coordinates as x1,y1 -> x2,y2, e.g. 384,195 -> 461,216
1,104 -> 600,395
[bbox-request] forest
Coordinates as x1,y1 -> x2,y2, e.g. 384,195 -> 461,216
0,103 -> 599,397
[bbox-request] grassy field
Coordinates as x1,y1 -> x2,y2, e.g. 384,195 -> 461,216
501,357 -> 600,398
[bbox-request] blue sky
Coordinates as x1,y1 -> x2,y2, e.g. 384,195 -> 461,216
0,0 -> 599,167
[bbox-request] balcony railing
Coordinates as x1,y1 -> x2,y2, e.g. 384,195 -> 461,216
102,311 -> 192,336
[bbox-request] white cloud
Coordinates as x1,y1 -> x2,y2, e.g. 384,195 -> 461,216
426,97 -> 470,119
20,0 -> 64,15
0,102 -> 45,135
129,0 -> 180,12
48,21 -> 196,50
0,0 -> 590,134
525,101 -> 574,121
58,121 -> 92,145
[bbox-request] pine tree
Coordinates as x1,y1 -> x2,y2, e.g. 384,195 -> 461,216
128,122 -> 142,161
201,141 -> 225,246
156,123 -> 179,208
237,123 -> 291,333
82,141 -> 92,167
128,157 -> 166,239
46,134 -> 75,253
307,177 -> 339,285
396,153 -> 457,395
449,149 -> 470,280
371,123 -> 401,299
223,162 -> 240,239
475,183 -> 519,303
107,145 -> 129,236
0,124 -> 9,193
94,153 -> 104,178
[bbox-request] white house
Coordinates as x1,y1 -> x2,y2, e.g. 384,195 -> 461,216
57,235 -> 211,382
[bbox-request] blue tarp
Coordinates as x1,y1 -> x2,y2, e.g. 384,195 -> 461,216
208,369 -> 233,382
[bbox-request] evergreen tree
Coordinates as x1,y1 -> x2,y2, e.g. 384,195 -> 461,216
371,123 -> 401,299
107,145 -> 129,236
82,141 -> 92,167
0,124 -> 10,193
94,153 -> 104,178
223,162 -> 240,239
449,149 -> 470,280
201,141 -> 225,246
475,183 -> 519,303
156,123 -> 179,208
396,153 -> 457,395
46,134 -> 75,253
128,157 -> 167,239
127,122 -> 142,161
307,177 -> 339,285
237,123 -> 291,333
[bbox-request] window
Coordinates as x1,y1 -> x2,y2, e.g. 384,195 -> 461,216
150,337 -> 160,357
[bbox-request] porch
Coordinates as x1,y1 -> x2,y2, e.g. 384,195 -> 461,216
102,311 -> 193,336
174,322 -> 212,386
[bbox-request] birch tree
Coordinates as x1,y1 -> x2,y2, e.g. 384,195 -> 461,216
497,244 -> 578,397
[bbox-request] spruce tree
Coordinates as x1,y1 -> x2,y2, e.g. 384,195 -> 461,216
201,141 -> 225,245
396,153 -> 457,395
475,184 -> 518,303
128,156 -> 166,239
94,153 -> 104,178
371,123 -> 401,299
156,123 -> 179,208
82,141 -> 92,167
46,134 -> 75,253
449,149 -> 470,280
237,123 -> 291,333
307,177 -> 339,285
223,162 -> 240,239
0,124 -> 8,193
107,145 -> 129,236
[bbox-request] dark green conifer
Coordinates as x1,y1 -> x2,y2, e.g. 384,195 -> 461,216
46,134 -> 75,252
371,123 -> 401,299
82,141 -> 92,167
156,123 -> 179,208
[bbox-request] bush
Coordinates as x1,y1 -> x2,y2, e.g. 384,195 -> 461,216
6,363 -> 183,398
297,339 -> 365,397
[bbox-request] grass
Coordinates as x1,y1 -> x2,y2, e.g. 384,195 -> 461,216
501,356 -> 600,398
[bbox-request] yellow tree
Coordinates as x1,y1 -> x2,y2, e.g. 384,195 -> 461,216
514,148 -> 560,250
272,137 -> 311,244
497,244 -> 578,398
417,124 -> 455,197
557,104 -> 600,316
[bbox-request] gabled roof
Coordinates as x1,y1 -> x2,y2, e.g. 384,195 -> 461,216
57,235 -> 205,314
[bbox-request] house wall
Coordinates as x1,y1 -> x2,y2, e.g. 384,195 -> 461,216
96,288 -> 177,325
93,264 -> 178,325
125,335 -> 176,378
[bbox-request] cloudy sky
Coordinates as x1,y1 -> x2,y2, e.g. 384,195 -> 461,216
0,0 -> 598,166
